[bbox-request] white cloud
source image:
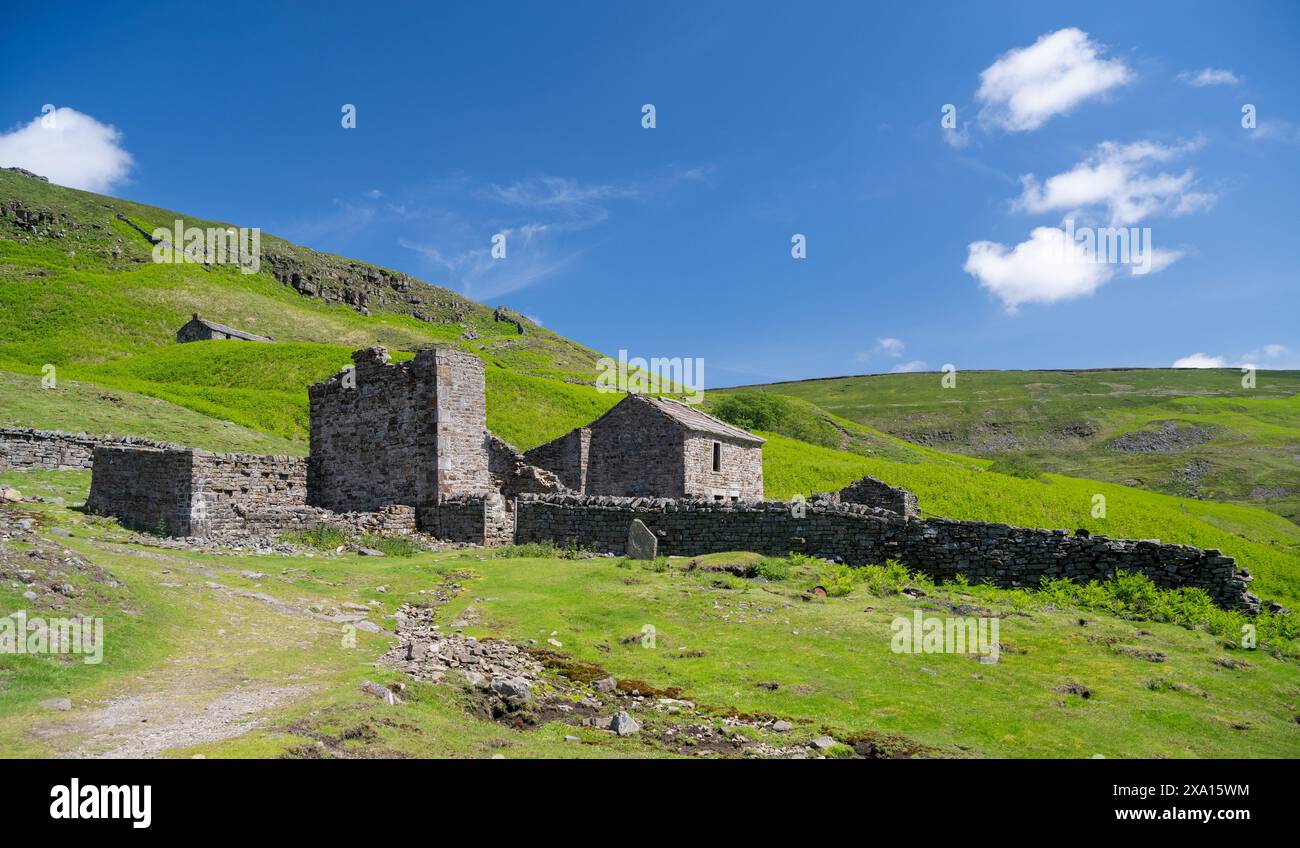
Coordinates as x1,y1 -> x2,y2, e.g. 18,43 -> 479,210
0,107 -> 133,192
1178,68 -> 1241,87
524,313 -> 544,326
965,225 -> 1116,311
891,360 -> 927,373
1142,248 -> 1184,275
976,28 -> 1131,132
965,224 -> 1182,311
1014,139 -> 1212,225
1172,353 -> 1229,368
1173,344 -> 1290,369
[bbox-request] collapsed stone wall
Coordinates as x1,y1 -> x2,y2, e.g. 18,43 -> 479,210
487,435 -> 568,500
514,494 -> 1258,611
522,428 -> 589,492
834,475 -> 920,518
0,428 -> 180,471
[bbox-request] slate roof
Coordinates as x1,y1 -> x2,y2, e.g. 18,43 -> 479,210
186,316 -> 272,342
638,395 -> 766,444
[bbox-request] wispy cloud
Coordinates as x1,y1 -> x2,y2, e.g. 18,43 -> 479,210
1178,67 -> 1241,87
890,359 -> 927,373
855,337 -> 907,363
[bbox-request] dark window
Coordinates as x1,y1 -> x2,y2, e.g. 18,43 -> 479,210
712,441 -> 721,472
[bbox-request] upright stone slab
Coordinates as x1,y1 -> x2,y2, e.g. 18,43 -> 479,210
626,518 -> 657,559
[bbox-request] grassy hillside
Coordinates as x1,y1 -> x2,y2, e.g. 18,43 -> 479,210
0,168 -> 603,380
721,369 -> 1300,523
0,370 -> 304,454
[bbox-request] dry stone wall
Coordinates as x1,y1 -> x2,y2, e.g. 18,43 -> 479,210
514,494 -> 1258,611
86,445 -> 309,536
0,428 -> 180,471
86,444 -> 423,538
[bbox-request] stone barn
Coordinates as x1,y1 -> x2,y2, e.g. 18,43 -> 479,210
176,313 -> 272,343
525,395 -> 764,501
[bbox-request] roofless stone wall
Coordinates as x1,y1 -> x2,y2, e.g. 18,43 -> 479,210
514,494 -> 1258,611
86,445 -> 308,536
0,428 -> 179,472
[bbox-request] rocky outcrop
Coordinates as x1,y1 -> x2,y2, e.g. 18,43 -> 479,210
1109,421 -> 1215,453
261,249 -> 475,321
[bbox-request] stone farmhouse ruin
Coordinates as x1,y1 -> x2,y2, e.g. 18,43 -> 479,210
21,343 -> 1255,612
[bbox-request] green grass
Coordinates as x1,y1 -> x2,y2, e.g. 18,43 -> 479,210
3,476 -> 1296,759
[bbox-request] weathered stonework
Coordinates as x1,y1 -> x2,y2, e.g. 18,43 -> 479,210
308,347 -> 491,516
85,444 -> 423,538
834,475 -> 920,517
527,395 -> 764,500
0,428 -> 180,471
487,435 -> 567,500
514,494 -> 1259,611
86,445 -> 308,536
522,428 -> 589,492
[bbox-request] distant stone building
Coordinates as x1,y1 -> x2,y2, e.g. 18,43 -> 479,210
525,395 -> 765,501
176,313 -> 272,343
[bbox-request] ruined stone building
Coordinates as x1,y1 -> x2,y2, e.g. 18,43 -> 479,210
72,344 -> 1261,610
524,394 -> 765,501
307,347 -> 512,543
176,313 -> 272,343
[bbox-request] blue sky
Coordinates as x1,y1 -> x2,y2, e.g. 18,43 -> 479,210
2,1 -> 1298,386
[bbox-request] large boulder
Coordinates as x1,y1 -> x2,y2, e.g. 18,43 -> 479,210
626,519 -> 657,560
